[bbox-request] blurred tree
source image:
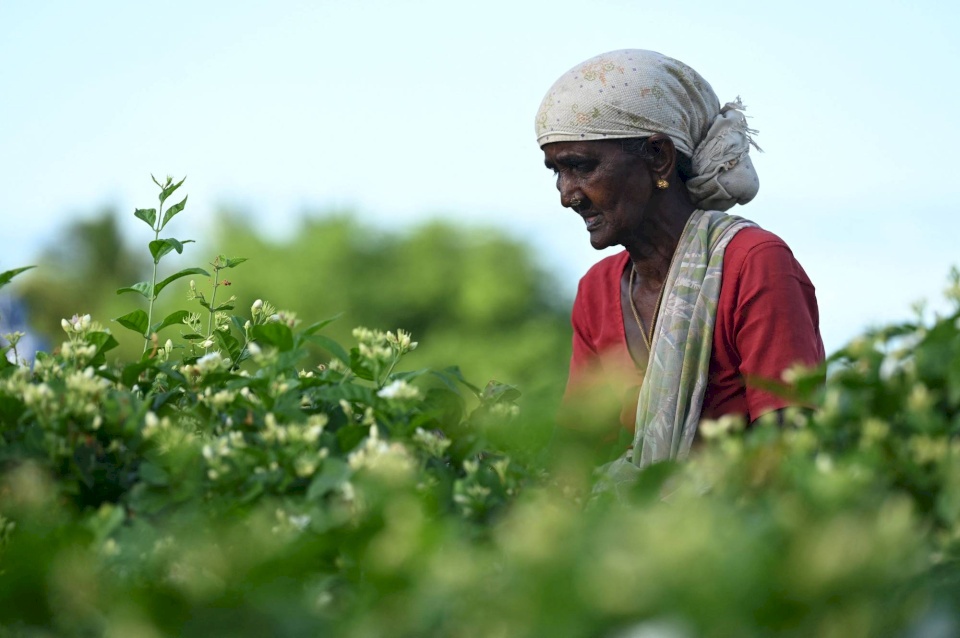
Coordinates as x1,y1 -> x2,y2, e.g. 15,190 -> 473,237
214,212 -> 571,402
20,210 -> 147,349
22,207 -> 573,409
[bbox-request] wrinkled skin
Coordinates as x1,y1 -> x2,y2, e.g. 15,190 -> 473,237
543,134 -> 695,363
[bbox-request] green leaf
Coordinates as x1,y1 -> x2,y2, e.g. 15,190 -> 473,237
86,332 -> 120,366
630,461 -> 682,504
481,380 -> 521,403
116,281 -> 153,299
391,368 -> 431,383
315,384 -> 376,405
158,176 -> 186,205
160,195 -> 188,230
114,309 -> 150,336
238,481 -> 265,504
0,394 -> 25,425
150,389 -> 182,412
0,266 -> 35,291
154,267 -> 209,297
84,504 -> 125,544
121,360 -> 155,387
231,315 -> 247,335
305,334 -> 350,363
348,348 -> 376,381
222,256 -> 248,269
433,366 -> 481,396
423,387 -> 466,427
336,426 -> 367,454
152,310 -> 190,334
148,238 -> 194,264
251,323 -> 294,352
302,313 -> 343,336
138,461 -> 169,487
307,458 -> 351,500
215,329 -> 242,363
134,208 -> 157,229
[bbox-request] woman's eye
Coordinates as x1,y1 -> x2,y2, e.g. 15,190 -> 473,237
571,162 -> 595,174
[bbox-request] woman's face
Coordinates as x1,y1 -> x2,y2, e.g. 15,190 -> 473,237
543,140 -> 655,251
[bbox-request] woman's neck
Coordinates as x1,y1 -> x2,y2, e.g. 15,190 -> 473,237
626,197 -> 696,288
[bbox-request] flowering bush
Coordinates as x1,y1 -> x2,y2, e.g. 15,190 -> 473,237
1,178 -> 960,636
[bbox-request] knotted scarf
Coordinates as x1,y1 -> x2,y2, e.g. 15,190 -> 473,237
535,49 -> 760,212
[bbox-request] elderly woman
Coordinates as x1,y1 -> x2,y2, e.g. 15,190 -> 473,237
538,50 -> 824,469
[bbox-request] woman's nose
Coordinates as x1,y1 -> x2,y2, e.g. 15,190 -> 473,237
560,188 -> 584,209
557,178 -> 582,208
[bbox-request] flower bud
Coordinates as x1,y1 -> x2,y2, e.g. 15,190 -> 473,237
61,318 -> 71,333
252,299 -> 263,311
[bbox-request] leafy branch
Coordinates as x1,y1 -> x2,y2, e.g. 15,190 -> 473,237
114,176 -> 208,355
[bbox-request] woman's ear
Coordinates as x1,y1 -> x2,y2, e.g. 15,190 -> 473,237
644,134 -> 678,183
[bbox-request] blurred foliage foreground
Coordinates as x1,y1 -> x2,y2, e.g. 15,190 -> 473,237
2,179 -> 960,637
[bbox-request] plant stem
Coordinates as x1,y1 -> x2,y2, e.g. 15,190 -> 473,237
144,205 -> 163,355
205,262 -> 220,351
380,354 -> 401,388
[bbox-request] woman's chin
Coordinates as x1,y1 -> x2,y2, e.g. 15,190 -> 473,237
588,231 -> 614,251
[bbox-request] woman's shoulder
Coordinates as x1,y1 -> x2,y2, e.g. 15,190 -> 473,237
727,225 -> 792,253
579,251 -> 630,287
723,225 -> 801,274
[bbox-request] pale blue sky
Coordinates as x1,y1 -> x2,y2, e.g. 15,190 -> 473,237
2,0 -> 958,352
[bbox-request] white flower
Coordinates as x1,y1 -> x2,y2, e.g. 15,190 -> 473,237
195,351 -> 224,373
295,456 -> 318,477
414,427 -> 451,457
489,403 -> 520,418
288,514 -> 311,531
815,454 -> 834,474
387,329 -> 418,353
252,299 -> 263,311
347,426 -> 414,478
377,379 -> 421,401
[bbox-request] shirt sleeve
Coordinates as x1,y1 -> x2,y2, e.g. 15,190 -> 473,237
560,276 -> 633,447
564,278 -> 598,403
733,241 -> 824,420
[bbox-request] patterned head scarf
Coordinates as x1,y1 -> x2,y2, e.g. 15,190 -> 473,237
535,49 -> 760,211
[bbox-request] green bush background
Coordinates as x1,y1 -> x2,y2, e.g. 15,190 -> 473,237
3,188 -> 960,637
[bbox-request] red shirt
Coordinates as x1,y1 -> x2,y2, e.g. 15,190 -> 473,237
564,227 -> 824,431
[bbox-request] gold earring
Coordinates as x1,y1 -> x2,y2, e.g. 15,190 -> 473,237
656,178 -> 669,190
